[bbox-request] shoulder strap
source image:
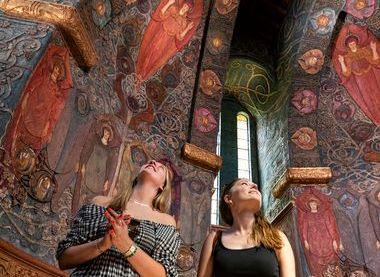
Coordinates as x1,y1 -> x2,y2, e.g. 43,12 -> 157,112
212,230 -> 222,254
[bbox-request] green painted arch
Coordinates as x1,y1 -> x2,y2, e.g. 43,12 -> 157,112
224,58 -> 281,118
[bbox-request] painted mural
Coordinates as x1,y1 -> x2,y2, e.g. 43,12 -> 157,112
0,0 -> 218,267
1,0 -> 380,275
332,23 -> 380,126
295,188 -> 342,277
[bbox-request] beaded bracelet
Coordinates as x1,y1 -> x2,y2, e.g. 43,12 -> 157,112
123,243 -> 138,259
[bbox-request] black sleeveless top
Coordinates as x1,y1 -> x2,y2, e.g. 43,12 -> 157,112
213,236 -> 280,277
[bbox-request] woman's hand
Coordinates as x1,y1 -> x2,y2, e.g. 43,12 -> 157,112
105,208 -> 134,253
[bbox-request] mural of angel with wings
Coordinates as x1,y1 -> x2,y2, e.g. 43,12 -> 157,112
136,0 -> 203,82
332,23 -> 380,126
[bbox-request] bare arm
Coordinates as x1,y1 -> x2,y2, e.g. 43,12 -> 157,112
277,231 -> 296,277
197,230 -> 217,277
58,236 -> 111,269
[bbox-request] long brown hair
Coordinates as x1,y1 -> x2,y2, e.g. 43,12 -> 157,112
108,163 -> 173,213
220,179 -> 283,250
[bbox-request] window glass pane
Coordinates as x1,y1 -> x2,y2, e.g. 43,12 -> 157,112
238,149 -> 249,160
237,138 -> 248,149
237,113 -> 248,122
238,159 -> 250,170
237,112 -> 251,181
211,113 -> 221,225
237,128 -> 248,140
238,170 -> 251,179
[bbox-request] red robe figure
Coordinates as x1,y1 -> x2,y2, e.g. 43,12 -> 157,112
136,0 -> 203,82
3,45 -> 73,157
295,188 -> 342,277
332,23 -> 380,126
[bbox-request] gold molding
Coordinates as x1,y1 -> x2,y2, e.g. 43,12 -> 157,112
181,143 -> 222,173
0,0 -> 98,69
272,167 -> 332,198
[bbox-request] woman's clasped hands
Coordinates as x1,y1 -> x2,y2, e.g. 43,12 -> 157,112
99,208 -> 134,254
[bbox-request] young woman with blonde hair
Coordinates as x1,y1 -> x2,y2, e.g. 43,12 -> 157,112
198,178 -> 295,277
57,160 -> 181,276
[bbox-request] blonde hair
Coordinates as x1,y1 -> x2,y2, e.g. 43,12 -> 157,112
220,179 -> 283,250
109,164 -> 173,213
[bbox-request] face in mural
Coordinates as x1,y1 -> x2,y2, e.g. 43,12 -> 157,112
50,58 -> 66,83
95,0 -> 106,16
100,127 -> 112,146
308,199 -> 319,212
345,36 -> 360,52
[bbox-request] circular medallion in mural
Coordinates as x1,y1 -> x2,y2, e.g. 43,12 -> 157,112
117,47 -> 135,75
194,108 -> 218,133
29,170 -> 55,202
291,127 -> 317,150
207,31 -> 228,55
346,0 -> 375,19
13,147 -> 37,176
291,89 -> 317,115
76,91 -> 90,115
200,70 -> 222,96
92,0 -> 112,29
177,245 -> 196,272
298,49 -> 324,74
310,8 -> 336,35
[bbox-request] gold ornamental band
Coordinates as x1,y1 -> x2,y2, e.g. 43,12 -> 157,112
272,167 -> 332,198
0,0 -> 98,69
182,143 -> 223,173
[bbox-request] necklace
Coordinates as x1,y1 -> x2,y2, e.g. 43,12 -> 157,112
132,199 -> 153,210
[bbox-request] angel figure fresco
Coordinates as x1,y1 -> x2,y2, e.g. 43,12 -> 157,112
136,0 -> 203,83
70,116 -> 122,215
295,187 -> 343,277
2,45 -> 73,158
332,23 -> 380,126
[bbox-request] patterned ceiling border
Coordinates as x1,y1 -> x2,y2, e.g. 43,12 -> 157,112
0,0 -> 98,69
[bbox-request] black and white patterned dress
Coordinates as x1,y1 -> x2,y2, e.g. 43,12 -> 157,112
57,204 -> 181,276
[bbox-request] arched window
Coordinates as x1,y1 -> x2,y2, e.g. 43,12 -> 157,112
210,97 -> 259,225
237,112 -> 251,180
211,114 -> 221,225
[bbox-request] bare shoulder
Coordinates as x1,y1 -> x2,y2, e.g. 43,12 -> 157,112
278,230 -> 290,244
156,212 -> 177,227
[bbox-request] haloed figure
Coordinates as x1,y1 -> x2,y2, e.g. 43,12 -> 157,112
198,179 -> 296,277
57,160 -> 181,276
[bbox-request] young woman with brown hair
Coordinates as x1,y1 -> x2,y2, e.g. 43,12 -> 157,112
56,160 -> 181,277
198,178 -> 295,277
